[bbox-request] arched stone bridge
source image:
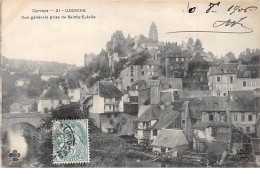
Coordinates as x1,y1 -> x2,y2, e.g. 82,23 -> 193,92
1,113 -> 50,138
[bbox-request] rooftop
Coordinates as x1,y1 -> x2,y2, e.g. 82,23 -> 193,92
208,63 -> 238,76
151,129 -> 188,148
89,81 -> 123,98
40,85 -> 70,100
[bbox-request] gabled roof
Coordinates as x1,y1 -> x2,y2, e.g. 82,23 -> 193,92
159,77 -> 183,89
237,65 -> 260,78
153,106 -> 180,130
190,53 -> 207,63
171,101 -> 185,111
89,81 -> 123,98
135,105 -> 161,122
208,63 -> 238,76
151,129 -> 188,148
40,85 -> 69,100
200,96 -> 228,111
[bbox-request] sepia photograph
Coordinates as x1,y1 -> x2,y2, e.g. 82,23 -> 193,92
1,0 -> 260,168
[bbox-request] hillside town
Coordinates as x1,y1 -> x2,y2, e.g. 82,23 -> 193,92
2,22 -> 260,167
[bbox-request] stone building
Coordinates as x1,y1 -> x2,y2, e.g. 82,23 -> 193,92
208,63 -> 260,96
82,81 -> 124,133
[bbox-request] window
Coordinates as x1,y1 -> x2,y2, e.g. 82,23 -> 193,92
131,66 -> 134,70
176,58 -> 179,62
181,58 -> 184,61
217,77 -> 220,82
243,81 -> 246,87
209,115 -> 214,121
142,71 -> 144,76
230,76 -> 233,83
131,79 -> 134,82
248,115 -> 253,121
217,93 -> 220,96
233,115 -> 237,121
223,93 -> 226,96
153,130 -> 157,136
241,114 -> 245,122
141,65 -> 144,69
182,120 -> 185,124
59,100 -> 62,104
246,127 -> 250,133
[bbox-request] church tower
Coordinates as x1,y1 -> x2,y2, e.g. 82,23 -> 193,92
148,22 -> 158,42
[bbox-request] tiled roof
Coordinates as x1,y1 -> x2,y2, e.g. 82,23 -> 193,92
151,129 -> 188,148
177,98 -> 202,119
237,65 -> 260,78
171,101 -> 185,111
89,81 -> 123,98
190,53 -> 207,63
40,85 -> 69,100
208,63 -> 238,76
153,106 -> 180,130
135,105 -> 161,122
200,96 -> 228,111
159,77 -> 183,89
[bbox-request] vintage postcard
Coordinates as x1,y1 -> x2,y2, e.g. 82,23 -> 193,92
1,0 -> 260,168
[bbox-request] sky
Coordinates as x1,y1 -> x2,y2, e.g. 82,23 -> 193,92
2,0 -> 260,66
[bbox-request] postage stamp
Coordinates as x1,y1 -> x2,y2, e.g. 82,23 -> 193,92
52,119 -> 89,164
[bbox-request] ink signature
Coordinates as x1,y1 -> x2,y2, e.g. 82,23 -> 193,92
213,16 -> 253,33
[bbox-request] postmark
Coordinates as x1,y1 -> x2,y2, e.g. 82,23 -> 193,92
52,119 -> 89,164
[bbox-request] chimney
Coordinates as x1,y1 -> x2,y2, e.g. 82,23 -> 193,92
149,80 -> 160,105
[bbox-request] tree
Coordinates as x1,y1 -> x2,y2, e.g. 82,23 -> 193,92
194,39 -> 204,52
187,37 -> 194,50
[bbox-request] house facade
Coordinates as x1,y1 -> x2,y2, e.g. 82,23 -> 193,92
208,63 -> 260,96
38,85 -> 70,113
83,81 -> 124,133
120,59 -> 159,90
229,91 -> 258,134
164,53 -> 189,78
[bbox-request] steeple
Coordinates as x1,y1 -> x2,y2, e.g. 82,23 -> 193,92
148,22 -> 158,42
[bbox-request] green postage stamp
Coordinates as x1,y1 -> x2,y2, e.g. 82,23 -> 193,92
52,119 -> 89,164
